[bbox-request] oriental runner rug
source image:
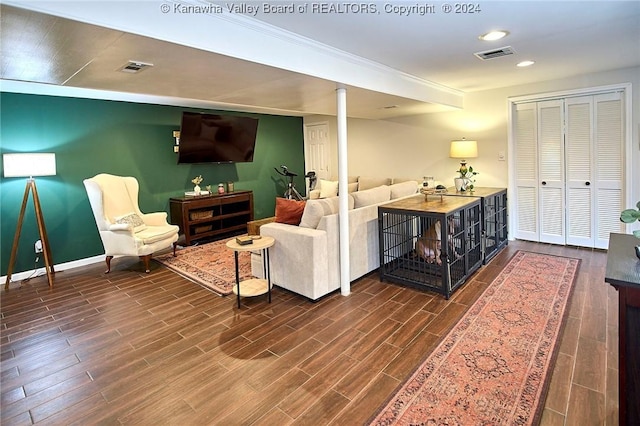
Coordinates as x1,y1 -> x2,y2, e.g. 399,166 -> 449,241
369,250 -> 580,425
155,238 -> 252,296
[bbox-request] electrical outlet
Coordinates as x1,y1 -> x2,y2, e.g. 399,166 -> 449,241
34,239 -> 43,254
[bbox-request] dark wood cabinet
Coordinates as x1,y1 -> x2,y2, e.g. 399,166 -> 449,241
170,191 -> 254,245
605,233 -> 640,426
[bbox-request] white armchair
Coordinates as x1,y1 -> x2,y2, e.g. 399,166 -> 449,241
83,173 -> 179,273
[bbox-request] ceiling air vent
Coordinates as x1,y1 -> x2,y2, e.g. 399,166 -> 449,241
119,61 -> 154,73
474,46 -> 515,61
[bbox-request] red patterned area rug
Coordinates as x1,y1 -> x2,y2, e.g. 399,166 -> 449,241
155,238 -> 252,296
369,250 -> 580,425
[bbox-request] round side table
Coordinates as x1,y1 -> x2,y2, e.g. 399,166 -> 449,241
225,236 -> 275,308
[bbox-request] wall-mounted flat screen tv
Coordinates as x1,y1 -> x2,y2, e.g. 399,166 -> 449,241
177,112 -> 259,163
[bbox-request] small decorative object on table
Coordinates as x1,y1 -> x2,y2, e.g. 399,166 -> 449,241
218,183 -> 225,194
619,201 -> 640,259
192,175 -> 203,195
420,185 -> 448,201
228,181 -> 234,192
235,235 -> 253,245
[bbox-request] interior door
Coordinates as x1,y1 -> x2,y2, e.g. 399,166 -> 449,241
304,122 -> 330,192
513,103 -> 539,242
565,96 -> 594,247
593,92 -> 625,249
537,100 -> 565,245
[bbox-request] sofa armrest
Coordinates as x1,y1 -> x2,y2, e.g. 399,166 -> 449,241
258,222 -> 331,300
141,211 -> 170,226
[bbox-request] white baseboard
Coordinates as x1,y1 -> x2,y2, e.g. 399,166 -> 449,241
1,254 -> 105,285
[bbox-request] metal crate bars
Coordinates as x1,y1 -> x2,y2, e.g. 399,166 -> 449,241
378,195 -> 482,299
444,187 -> 508,264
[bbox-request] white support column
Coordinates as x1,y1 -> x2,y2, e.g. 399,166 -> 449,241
336,85 -> 350,296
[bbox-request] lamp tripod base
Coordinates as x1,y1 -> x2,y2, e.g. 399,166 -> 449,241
5,178 -> 55,290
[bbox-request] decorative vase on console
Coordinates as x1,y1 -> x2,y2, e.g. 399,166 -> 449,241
454,177 -> 466,192
191,175 -> 203,195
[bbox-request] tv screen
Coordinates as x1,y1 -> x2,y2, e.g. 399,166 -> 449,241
177,112 -> 259,163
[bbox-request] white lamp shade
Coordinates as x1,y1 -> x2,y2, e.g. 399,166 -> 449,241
449,140 -> 478,159
3,153 -> 57,177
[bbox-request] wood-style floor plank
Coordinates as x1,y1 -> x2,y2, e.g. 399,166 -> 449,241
1,241 -> 616,425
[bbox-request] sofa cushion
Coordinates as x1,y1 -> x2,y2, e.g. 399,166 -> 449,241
350,185 -> 391,208
299,195 -> 354,229
347,182 -> 359,193
135,225 -> 179,244
275,197 -> 306,225
390,180 -> 419,199
358,176 -> 392,190
300,199 -> 330,229
318,179 -> 339,198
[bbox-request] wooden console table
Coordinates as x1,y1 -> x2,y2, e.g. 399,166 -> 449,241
605,232 -> 640,425
170,191 -> 253,245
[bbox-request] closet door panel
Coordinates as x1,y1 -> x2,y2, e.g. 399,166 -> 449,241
594,92 -> 624,249
565,97 -> 594,246
537,100 -> 565,245
513,103 -> 539,241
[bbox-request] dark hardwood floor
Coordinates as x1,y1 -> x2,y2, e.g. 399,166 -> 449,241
1,240 -> 617,425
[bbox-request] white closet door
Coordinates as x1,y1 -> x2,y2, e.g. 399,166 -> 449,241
565,96 -> 594,247
593,92 -> 624,249
513,102 -> 539,241
538,100 -> 565,245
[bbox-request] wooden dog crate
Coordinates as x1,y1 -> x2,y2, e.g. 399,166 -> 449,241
378,195 -> 482,299
444,187 -> 508,263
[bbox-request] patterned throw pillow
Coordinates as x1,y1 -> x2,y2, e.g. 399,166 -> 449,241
114,212 -> 147,233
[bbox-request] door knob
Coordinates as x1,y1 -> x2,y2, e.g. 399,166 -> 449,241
541,181 -> 547,185
585,181 -> 591,186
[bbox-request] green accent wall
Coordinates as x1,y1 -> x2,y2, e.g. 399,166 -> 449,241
0,92 -> 305,276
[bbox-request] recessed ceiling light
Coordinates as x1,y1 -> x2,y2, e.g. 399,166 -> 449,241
479,30 -> 509,41
517,60 -> 535,67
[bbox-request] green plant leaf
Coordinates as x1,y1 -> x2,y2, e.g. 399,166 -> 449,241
633,230 -> 640,239
620,208 -> 640,223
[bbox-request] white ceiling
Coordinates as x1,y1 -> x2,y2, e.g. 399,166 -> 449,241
1,1 -> 639,119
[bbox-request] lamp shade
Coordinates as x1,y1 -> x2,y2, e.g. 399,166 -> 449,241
3,153 -> 57,178
449,139 -> 478,159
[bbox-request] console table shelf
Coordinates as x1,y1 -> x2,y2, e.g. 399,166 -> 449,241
170,191 -> 254,245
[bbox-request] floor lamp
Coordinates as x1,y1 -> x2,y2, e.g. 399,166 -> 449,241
3,153 -> 57,290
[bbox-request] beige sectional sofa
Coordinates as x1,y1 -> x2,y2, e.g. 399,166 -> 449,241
252,179 -> 419,300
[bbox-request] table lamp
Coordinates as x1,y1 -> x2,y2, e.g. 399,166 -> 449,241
3,153 -> 57,289
450,138 -> 478,191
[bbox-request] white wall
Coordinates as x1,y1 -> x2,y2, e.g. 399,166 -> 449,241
304,66 -> 640,206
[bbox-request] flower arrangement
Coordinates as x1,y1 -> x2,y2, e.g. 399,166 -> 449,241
456,164 -> 479,191
191,175 -> 203,186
